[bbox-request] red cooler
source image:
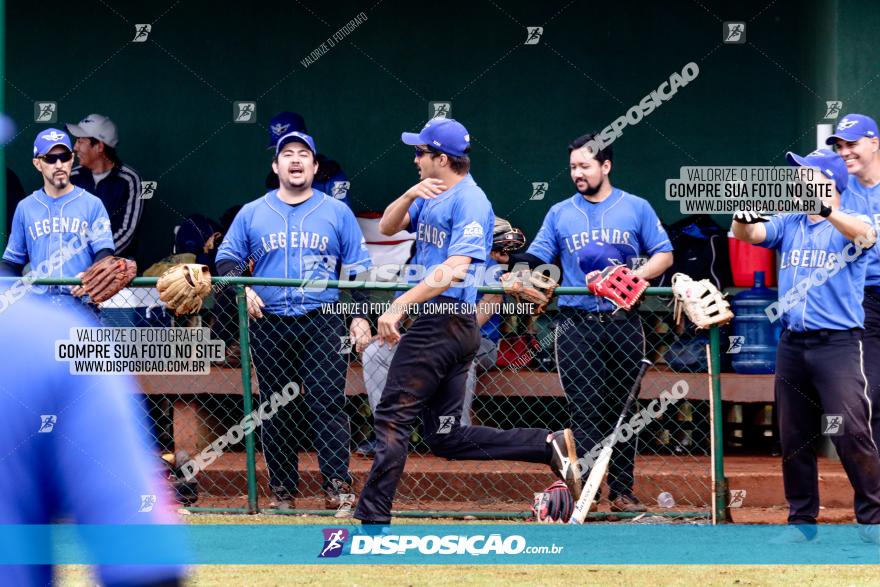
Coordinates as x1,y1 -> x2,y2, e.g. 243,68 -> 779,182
728,232 -> 776,287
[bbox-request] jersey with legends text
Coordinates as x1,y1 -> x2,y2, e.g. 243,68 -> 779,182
407,174 -> 493,305
759,209 -> 871,331
2,187 -> 113,277
527,188 -> 672,311
216,189 -> 372,316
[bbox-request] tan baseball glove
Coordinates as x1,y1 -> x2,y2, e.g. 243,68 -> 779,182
500,269 -> 558,314
672,273 -> 734,329
157,264 -> 212,316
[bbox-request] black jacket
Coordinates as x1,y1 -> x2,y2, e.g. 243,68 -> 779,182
71,163 -> 143,256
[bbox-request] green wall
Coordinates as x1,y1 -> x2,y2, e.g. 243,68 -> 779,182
4,0 -> 841,264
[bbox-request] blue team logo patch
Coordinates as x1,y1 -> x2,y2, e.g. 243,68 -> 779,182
318,528 -> 349,558
462,221 -> 484,238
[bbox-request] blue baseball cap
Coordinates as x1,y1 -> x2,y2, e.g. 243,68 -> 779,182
825,113 -> 879,145
274,131 -> 317,156
785,148 -> 848,194
33,128 -> 72,157
577,241 -> 631,274
267,111 -> 307,149
401,118 -> 470,157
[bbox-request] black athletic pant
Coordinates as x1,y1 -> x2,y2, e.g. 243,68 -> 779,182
862,288 -> 880,451
775,328 -> 880,524
354,298 -> 552,524
554,307 -> 643,499
250,311 -> 352,498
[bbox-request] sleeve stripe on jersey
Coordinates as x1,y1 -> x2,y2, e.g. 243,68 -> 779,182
113,165 -> 143,254
647,239 -> 672,254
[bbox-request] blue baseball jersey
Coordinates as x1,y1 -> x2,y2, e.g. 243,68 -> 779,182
527,188 -> 673,311
216,189 -> 372,316
0,296 -> 184,586
408,174 -> 493,305
3,188 -> 114,281
841,175 -> 880,287
759,209 -> 871,331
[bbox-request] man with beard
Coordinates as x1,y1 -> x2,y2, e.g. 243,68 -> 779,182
216,130 -> 372,516
497,132 -> 674,513
2,128 -> 114,303
827,114 -> 880,452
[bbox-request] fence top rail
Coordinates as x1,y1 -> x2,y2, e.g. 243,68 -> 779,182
0,276 -> 674,296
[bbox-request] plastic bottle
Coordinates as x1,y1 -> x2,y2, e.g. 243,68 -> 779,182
731,271 -> 782,374
657,492 -> 675,508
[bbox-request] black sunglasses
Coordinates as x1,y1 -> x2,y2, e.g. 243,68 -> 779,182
414,147 -> 438,158
39,151 -> 73,164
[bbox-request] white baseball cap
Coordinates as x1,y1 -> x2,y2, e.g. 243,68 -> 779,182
65,114 -> 119,148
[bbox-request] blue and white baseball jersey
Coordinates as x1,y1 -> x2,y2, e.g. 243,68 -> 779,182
841,175 -> 880,288
3,188 -> 113,279
408,174 -> 493,305
527,188 -> 673,311
216,190 -> 372,316
759,209 -> 871,331
0,295 -> 184,586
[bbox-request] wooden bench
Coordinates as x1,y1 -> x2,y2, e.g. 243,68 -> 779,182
136,365 -> 775,453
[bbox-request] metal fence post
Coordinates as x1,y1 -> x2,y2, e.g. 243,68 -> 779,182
709,325 -> 730,523
236,285 -> 259,513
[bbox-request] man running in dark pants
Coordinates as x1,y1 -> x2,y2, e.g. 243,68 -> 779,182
732,148 -> 880,541
498,133 -> 673,513
353,118 -> 581,525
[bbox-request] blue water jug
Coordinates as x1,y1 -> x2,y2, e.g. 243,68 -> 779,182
731,271 -> 781,374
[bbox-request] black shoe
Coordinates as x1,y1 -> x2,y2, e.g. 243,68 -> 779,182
548,429 -> 582,501
325,479 -> 356,518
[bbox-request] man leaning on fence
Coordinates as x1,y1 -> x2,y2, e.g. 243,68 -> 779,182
216,130 -> 372,517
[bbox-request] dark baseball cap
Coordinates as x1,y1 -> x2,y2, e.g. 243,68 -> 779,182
267,111 -> 308,149
401,118 -> 470,157
825,113 -> 879,144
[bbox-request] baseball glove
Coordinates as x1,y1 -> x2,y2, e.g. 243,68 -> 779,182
73,256 -> 137,303
493,217 -> 527,253
530,480 -> 574,523
672,273 -> 734,329
586,264 -> 648,311
500,269 -> 558,314
156,264 -> 212,316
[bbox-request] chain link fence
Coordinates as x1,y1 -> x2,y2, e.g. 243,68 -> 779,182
42,277 -> 726,520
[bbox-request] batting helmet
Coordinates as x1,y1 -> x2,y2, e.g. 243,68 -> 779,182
493,217 -> 527,253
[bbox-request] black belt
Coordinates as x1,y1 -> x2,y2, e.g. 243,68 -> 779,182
783,328 -> 861,341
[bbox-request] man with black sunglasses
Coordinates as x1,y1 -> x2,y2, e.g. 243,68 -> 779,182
1,128 -> 115,305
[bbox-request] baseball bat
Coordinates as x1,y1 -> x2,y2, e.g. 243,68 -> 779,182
570,358 -> 653,524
